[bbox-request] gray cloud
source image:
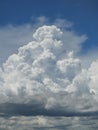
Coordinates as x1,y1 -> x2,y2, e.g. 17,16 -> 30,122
0,116 -> 98,130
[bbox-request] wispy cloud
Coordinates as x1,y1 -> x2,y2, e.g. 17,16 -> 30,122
0,24 -> 35,64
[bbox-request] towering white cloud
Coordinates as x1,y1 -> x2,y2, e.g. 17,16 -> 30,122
0,25 -> 98,115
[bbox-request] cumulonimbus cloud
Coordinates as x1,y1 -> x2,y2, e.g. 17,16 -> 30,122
0,25 -> 98,116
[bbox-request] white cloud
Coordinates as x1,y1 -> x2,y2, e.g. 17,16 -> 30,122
0,17 -> 87,64
0,25 -> 98,115
0,24 -> 35,64
54,18 -> 73,28
57,51 -> 81,80
62,30 -> 87,53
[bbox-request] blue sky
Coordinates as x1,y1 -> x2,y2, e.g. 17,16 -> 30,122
0,0 -> 98,51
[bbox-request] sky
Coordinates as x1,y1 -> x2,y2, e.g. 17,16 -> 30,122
0,0 -> 98,49
0,0 -> 98,130
0,0 -> 98,64
0,0 -> 98,63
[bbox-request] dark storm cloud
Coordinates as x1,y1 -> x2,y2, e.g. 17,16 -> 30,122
0,103 -> 98,117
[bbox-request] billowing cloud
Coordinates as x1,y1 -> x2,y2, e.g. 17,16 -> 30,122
0,17 -> 87,64
0,25 -> 98,116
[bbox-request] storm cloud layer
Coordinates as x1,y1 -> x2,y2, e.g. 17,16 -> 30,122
0,25 -> 98,116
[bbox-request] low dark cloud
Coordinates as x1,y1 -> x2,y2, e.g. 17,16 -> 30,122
0,103 -> 98,117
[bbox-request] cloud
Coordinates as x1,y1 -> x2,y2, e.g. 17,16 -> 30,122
52,18 -> 74,28
0,24 -> 35,64
0,17 -> 87,64
0,25 -> 98,117
0,116 -> 98,130
31,16 -> 73,29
